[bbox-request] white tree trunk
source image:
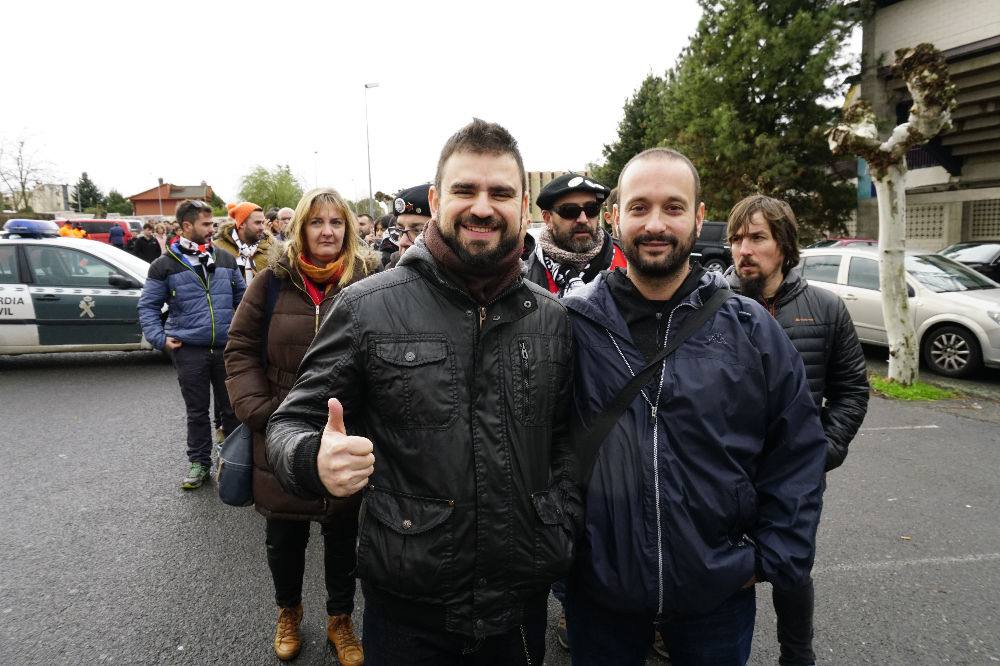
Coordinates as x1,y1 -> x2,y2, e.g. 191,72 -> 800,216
873,165 -> 918,385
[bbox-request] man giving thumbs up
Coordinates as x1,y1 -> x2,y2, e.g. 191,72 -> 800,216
317,398 -> 374,497
266,120 -> 581,665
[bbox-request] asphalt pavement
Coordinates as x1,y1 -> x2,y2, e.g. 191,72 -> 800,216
1,351 -> 998,665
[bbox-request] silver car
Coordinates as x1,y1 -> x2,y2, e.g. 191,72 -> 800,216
799,247 -> 1000,378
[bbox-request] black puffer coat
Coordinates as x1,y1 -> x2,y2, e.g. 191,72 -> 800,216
266,240 -> 580,639
726,267 -> 869,471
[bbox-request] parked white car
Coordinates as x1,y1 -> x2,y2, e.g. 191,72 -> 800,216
799,247 -> 1000,378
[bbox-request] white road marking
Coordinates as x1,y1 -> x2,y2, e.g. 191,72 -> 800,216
860,424 -> 939,432
814,552 -> 1000,575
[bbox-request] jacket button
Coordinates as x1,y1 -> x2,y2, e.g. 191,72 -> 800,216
477,577 -> 487,587
401,519 -> 412,529
465,310 -> 473,317
475,620 -> 485,631
404,351 -> 416,362
523,300 -> 532,308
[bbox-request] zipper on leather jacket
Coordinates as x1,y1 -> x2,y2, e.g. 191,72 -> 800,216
479,305 -> 486,330
315,304 -> 320,334
519,340 -> 531,403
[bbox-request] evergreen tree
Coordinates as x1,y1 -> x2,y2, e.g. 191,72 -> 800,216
597,0 -> 857,234
70,172 -> 104,211
105,190 -> 134,216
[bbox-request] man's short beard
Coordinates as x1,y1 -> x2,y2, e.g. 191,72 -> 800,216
442,215 -> 521,269
621,224 -> 697,281
739,273 -> 768,301
552,222 -> 601,254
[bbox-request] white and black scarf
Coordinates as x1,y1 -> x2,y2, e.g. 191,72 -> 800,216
537,228 -> 612,296
231,228 -> 259,281
175,236 -> 214,278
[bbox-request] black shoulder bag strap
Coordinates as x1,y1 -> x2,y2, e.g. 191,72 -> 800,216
578,287 -> 733,485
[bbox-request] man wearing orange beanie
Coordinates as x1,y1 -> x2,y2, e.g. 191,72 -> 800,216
214,201 -> 272,282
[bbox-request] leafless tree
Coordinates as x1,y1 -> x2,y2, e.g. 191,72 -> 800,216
828,44 -> 956,385
0,138 -> 50,212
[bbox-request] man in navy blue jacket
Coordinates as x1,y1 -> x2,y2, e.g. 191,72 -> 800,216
561,148 -> 827,665
139,199 -> 246,489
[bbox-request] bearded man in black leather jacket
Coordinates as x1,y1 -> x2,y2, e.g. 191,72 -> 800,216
725,194 -> 869,666
267,119 -> 579,665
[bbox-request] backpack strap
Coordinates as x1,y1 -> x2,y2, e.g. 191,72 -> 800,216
259,271 -> 280,369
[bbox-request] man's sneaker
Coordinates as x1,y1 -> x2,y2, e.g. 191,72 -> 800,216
274,604 -> 303,661
327,613 -> 364,666
180,462 -> 210,490
556,611 -> 570,650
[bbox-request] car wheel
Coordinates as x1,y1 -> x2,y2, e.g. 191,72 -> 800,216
921,325 -> 982,378
702,258 -> 728,273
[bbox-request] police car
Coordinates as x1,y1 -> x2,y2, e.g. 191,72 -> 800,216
0,237 -> 156,354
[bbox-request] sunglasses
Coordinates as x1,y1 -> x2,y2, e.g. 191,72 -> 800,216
554,202 -> 602,220
188,200 -> 211,210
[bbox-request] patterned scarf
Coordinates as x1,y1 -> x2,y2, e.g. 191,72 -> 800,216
175,236 -> 214,275
231,228 -> 259,281
537,228 -> 612,296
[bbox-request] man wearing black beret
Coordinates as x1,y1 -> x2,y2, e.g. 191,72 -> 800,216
386,184 -> 431,269
525,172 -> 626,297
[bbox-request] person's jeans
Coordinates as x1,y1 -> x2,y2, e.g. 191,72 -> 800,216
265,510 -> 359,615
773,577 -> 816,665
171,345 -> 237,467
565,586 -> 756,666
361,597 -> 546,666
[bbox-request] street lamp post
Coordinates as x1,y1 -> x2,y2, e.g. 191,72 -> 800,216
364,82 -> 379,217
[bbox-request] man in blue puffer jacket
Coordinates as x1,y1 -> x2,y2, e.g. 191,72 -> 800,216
562,148 -> 827,666
139,199 -> 246,490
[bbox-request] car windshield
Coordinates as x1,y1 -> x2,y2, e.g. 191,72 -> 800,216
941,243 -> 1000,264
906,254 -> 997,292
99,244 -> 151,278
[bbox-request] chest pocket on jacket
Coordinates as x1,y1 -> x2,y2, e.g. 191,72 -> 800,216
369,336 -> 458,429
510,335 -> 566,427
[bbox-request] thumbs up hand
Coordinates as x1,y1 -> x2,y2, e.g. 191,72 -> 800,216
317,398 -> 375,497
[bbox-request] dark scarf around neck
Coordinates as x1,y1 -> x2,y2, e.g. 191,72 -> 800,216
422,219 -> 524,305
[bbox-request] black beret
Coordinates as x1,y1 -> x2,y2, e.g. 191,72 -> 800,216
393,184 -> 431,218
536,173 -> 610,211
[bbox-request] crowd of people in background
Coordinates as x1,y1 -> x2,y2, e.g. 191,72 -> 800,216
133,118 -> 868,666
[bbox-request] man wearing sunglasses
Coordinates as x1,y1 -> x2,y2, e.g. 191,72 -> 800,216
386,184 -> 431,269
525,172 -> 626,297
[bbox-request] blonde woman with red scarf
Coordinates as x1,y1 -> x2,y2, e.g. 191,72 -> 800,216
224,187 -> 380,664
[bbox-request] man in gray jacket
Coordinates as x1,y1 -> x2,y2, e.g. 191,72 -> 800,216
725,194 -> 869,665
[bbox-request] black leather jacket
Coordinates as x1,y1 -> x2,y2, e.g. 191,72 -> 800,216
266,240 -> 580,638
727,267 -> 869,471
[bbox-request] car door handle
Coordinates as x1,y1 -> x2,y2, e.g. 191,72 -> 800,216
35,294 -> 61,301
842,293 -> 857,301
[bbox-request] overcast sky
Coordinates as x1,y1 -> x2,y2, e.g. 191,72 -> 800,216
4,0 -> 708,205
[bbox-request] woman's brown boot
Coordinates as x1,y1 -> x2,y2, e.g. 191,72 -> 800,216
273,604 -> 303,661
327,613 -> 364,666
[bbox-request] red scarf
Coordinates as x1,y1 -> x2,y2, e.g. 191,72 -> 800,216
422,219 -> 524,305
